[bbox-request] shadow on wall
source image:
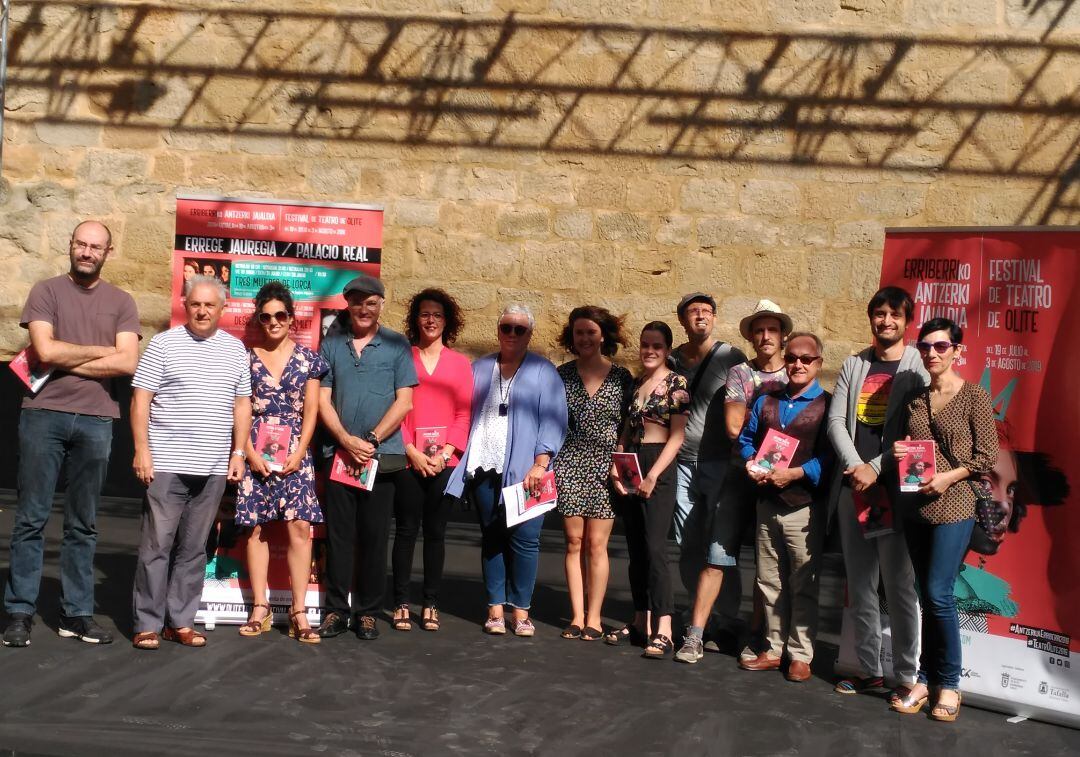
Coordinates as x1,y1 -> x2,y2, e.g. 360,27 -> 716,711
4,1 -> 1080,224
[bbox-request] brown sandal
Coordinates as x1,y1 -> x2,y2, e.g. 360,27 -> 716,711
132,631 -> 159,650
422,606 -> 441,632
239,603 -> 272,637
162,626 -> 207,647
393,604 -> 412,632
289,608 -> 320,644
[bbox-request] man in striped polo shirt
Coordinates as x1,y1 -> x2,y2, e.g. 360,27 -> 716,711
129,276 -> 252,650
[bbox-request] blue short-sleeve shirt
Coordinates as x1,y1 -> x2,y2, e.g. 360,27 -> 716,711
319,324 -> 418,457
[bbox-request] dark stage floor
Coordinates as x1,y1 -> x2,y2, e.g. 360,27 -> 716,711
1,492 -> 1078,756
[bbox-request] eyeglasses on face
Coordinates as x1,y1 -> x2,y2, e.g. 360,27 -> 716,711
915,340 -> 957,354
783,353 -> 821,366
418,312 -> 445,321
71,239 -> 108,253
499,323 -> 529,336
684,307 -> 714,318
258,311 -> 290,324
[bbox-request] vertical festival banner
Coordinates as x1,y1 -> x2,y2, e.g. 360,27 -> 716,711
172,193 -> 383,627
838,228 -> 1079,728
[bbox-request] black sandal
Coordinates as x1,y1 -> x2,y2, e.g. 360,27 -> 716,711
643,633 -> 673,658
561,624 -> 583,640
580,626 -> 603,641
604,624 -> 646,646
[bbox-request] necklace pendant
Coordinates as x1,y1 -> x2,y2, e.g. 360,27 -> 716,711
498,402 -> 509,416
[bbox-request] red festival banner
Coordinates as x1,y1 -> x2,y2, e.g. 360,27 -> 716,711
171,193 -> 383,348
174,193 -> 383,628
839,228 -> 1079,727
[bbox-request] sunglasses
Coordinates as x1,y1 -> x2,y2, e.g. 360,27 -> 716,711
783,354 -> 821,366
499,324 -> 529,336
915,341 -> 957,354
258,311 -> 290,325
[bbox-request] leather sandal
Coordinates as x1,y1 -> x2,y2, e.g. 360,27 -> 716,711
890,688 -> 929,714
289,608 -> 320,644
561,624 -> 583,640
392,604 -> 412,632
239,603 -> 272,637
604,624 -> 646,647
580,626 -> 604,641
132,631 -> 159,650
929,690 -> 962,722
421,606 -> 440,632
643,633 -> 673,658
162,627 -> 207,647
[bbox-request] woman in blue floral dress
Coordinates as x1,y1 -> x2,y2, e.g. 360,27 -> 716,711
235,281 -> 328,644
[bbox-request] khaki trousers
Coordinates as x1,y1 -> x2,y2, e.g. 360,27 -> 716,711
755,497 -> 823,663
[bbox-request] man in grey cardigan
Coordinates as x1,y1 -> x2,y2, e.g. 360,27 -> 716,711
827,286 -> 927,699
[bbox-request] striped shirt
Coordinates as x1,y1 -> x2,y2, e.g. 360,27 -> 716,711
132,325 -> 251,476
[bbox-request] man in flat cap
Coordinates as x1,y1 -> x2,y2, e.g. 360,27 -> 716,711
316,273 -> 417,640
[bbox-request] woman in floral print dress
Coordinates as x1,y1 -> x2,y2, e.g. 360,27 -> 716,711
235,281 -> 328,644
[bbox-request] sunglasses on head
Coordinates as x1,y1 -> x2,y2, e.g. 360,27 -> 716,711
258,311 -> 290,325
499,323 -> 529,336
783,353 -> 821,366
915,340 -> 957,354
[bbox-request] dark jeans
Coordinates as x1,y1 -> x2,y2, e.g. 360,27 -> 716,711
903,516 -> 974,689
467,470 -> 543,610
5,408 -> 112,618
323,468 -> 404,618
620,443 -> 678,617
392,467 -> 454,606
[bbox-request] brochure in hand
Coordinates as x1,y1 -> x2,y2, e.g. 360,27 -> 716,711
502,469 -> 558,527
611,452 -> 643,494
899,440 -> 936,493
254,423 -> 292,472
750,428 -> 799,475
9,346 -> 52,394
329,448 -> 379,491
416,426 -> 447,458
854,485 -> 894,538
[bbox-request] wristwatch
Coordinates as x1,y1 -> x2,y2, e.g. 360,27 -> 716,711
231,449 -> 246,459
365,431 -> 380,448
441,452 -> 452,464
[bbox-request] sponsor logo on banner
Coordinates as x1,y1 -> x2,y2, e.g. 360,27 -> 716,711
1049,687 -> 1070,702
1039,681 -> 1049,694
961,668 -> 981,680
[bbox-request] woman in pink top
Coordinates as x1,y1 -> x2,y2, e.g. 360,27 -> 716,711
392,288 -> 472,631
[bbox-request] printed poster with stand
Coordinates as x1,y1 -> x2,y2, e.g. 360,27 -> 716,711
837,228 -> 1080,728
172,193 -> 384,629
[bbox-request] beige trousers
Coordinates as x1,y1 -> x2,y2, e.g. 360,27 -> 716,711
755,497 -> 823,664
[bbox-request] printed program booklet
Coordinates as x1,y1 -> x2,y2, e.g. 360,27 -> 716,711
855,485 -> 894,538
254,423 -> 292,472
329,449 -> 379,491
611,452 -> 643,494
750,428 -> 799,475
502,470 -> 558,527
416,426 -> 448,458
899,440 -> 936,493
9,347 -> 52,394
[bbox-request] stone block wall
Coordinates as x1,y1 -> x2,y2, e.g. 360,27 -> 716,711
3,0 -> 1079,378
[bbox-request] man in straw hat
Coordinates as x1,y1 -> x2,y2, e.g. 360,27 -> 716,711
675,299 -> 792,664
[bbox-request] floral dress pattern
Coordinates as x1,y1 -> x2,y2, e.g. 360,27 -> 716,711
553,362 -> 634,519
235,344 -> 329,526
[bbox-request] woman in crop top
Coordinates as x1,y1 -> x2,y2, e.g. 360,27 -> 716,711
604,321 -> 689,658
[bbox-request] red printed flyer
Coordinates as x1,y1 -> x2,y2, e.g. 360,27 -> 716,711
899,440 -> 936,493
329,449 -> 379,492
416,426 -> 447,457
254,423 -> 291,473
612,452 -> 643,494
750,429 -> 799,475
172,193 -> 383,350
9,346 -> 52,393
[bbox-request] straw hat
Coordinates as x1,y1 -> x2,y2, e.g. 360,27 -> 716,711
739,299 -> 793,341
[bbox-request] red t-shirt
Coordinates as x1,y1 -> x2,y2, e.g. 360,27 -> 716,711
400,346 -> 473,466
20,275 -> 141,418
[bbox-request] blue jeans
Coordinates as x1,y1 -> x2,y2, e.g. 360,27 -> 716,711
903,517 -> 974,689
468,471 -> 542,610
5,408 -> 113,618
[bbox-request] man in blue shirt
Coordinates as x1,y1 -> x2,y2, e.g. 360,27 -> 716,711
737,332 -> 832,682
317,273 -> 418,640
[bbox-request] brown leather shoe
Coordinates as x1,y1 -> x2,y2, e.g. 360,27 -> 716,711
739,652 -> 782,671
786,660 -> 812,682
